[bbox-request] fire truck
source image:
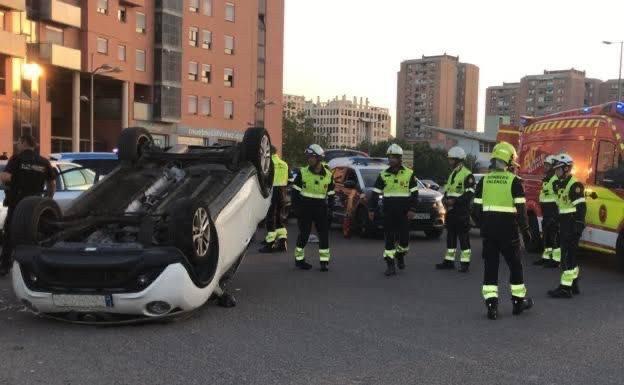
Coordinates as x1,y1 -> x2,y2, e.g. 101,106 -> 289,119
518,102 -> 624,269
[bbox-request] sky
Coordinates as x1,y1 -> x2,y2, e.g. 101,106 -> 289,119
283,0 -> 624,134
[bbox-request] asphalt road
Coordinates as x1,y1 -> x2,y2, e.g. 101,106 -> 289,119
1,225 -> 623,385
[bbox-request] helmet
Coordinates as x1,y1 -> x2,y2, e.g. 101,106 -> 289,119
386,144 -> 403,156
491,141 -> 518,165
304,144 -> 325,157
447,146 -> 466,160
544,155 -> 556,165
553,153 -> 573,168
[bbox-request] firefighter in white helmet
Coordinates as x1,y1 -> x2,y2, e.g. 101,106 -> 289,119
369,144 -> 419,276
534,155 -> 561,267
436,146 -> 475,273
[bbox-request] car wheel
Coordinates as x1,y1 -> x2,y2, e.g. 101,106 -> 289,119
525,213 -> 542,253
170,199 -> 217,266
424,229 -> 443,239
118,127 -> 153,163
10,197 -> 61,246
355,207 -> 374,238
242,127 -> 274,198
616,232 -> 624,272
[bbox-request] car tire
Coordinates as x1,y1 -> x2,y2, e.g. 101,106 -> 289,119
241,127 -> 274,198
616,232 -> 624,272
10,197 -> 61,246
424,229 -> 443,239
169,199 -> 217,267
355,207 -> 374,238
525,213 -> 543,253
118,127 -> 153,163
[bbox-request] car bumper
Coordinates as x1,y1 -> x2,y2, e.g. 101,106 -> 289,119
12,262 -> 215,317
373,206 -> 445,232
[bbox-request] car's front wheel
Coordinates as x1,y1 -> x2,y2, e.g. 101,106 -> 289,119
170,199 -> 217,269
10,197 -> 61,246
117,127 -> 153,163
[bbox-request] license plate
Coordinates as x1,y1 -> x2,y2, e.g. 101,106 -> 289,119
52,294 -> 113,309
414,213 -> 430,220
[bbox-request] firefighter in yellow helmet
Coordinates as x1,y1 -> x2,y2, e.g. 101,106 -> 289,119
472,142 -> 533,320
369,144 -> 419,276
259,145 -> 290,253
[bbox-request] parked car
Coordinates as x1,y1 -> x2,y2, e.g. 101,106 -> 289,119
11,127 -> 273,322
330,157 -> 446,239
324,149 -> 368,163
50,152 -> 119,182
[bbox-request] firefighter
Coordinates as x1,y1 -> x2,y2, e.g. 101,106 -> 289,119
534,155 -> 560,267
436,146 -> 475,273
369,144 -> 419,276
472,142 -> 533,320
259,146 -> 290,253
548,153 -> 585,298
291,144 -> 335,272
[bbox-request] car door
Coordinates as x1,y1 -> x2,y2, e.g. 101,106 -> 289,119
54,165 -> 96,210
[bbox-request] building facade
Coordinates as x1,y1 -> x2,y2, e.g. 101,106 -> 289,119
0,0 -> 284,156
599,79 -> 623,104
485,82 -> 520,126
305,95 -> 391,148
282,93 -> 305,118
396,54 -> 479,142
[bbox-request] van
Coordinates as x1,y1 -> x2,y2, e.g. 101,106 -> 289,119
518,102 -> 624,268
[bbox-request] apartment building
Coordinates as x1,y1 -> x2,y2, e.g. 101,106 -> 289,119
396,54 -> 479,142
0,0 -> 284,156
283,93 -> 305,118
485,83 -> 521,125
599,79 -> 623,103
305,95 -> 391,148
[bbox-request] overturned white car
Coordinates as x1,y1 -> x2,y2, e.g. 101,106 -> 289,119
10,127 -> 273,322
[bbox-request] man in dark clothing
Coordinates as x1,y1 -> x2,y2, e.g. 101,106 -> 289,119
369,144 -> 419,276
0,135 -> 56,276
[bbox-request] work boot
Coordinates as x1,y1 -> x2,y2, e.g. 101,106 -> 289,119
548,285 -> 573,299
295,259 -> 313,270
258,243 -> 275,254
320,261 -> 329,272
458,262 -> 470,273
485,298 -> 498,320
396,253 -> 406,270
533,259 -> 545,266
543,260 -> 560,269
571,279 -> 581,295
435,260 -> 455,270
274,239 -> 288,253
512,296 -> 534,315
384,258 -> 396,276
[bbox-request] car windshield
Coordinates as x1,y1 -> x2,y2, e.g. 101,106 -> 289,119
359,168 -> 426,189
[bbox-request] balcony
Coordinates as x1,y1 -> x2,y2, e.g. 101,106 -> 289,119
0,0 -> 26,11
0,30 -> 26,58
38,0 -> 81,28
120,0 -> 144,6
29,42 -> 81,71
134,102 -> 153,121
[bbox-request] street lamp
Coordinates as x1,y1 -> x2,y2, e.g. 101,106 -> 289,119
90,64 -> 122,152
603,40 -> 624,101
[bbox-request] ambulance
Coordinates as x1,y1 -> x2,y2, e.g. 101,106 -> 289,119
518,102 -> 624,269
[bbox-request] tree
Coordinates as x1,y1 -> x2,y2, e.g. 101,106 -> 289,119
282,112 -> 328,167
356,139 -> 411,157
411,142 -> 451,183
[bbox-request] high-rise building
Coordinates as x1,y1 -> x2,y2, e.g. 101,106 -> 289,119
519,69 -> 587,117
599,79 -> 623,103
585,78 -> 602,106
283,94 -> 305,118
305,95 -> 391,148
396,54 -> 479,142
0,0 -> 284,156
485,83 -> 521,125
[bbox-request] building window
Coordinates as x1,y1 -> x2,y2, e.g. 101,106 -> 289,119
203,0 -> 213,16
224,68 -> 234,87
188,61 -> 198,81
97,0 -> 108,14
97,37 -> 108,54
44,25 -> 63,45
189,27 -> 198,47
0,11 -> 4,31
224,100 -> 234,119
0,59 -> 5,95
201,64 -> 211,83
224,35 -> 234,55
136,49 -> 146,71
118,45 -> 126,61
118,7 -> 127,22
188,95 -> 198,114
189,0 -> 199,12
225,2 -> 235,21
202,30 -> 212,49
201,97 -> 211,116
136,12 -> 146,34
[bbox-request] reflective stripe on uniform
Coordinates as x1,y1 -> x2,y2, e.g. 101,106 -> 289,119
559,208 -> 576,214
275,227 -> 287,240
319,248 -> 331,262
560,267 -> 579,287
514,197 -> 526,204
473,198 -> 483,204
295,247 -> 305,261
409,187 -> 419,193
384,249 -> 396,259
265,232 -> 277,243
482,206 -> 517,213
301,192 -> 327,199
542,248 -> 553,260
460,249 -> 471,263
539,197 -> 557,203
383,192 -> 411,197
465,188 -> 475,193
482,285 -> 499,299
572,197 -> 586,205
396,245 -> 409,254
446,192 -> 462,197
327,191 -> 336,196
445,249 -> 456,261
552,248 -> 562,262
511,284 -> 527,298
292,185 -> 302,192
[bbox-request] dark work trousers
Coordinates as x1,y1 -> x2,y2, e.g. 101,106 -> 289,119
265,188 -> 286,235
296,203 -> 329,251
446,211 -> 471,251
559,214 -> 580,272
0,206 -> 14,267
541,203 -> 559,251
482,236 -> 524,287
383,202 -> 410,256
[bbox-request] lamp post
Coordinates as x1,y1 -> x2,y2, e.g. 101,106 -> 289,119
89,63 -> 122,152
603,40 -> 624,101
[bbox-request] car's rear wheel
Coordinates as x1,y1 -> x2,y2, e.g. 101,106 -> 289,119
242,127 -> 274,198
118,127 -> 153,163
170,199 -> 217,267
10,197 -> 61,246
424,229 -> 443,239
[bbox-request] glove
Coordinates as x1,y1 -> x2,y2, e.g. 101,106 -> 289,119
521,227 -> 532,247
574,221 -> 585,237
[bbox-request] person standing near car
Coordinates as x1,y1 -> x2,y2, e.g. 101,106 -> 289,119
548,153 -> 586,298
534,155 -> 560,268
259,146 -> 290,253
436,146 -> 475,273
369,144 -> 419,276
472,142 -> 533,320
0,134 -> 56,276
292,144 -> 335,272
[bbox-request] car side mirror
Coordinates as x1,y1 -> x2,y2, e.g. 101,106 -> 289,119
344,180 -> 357,189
